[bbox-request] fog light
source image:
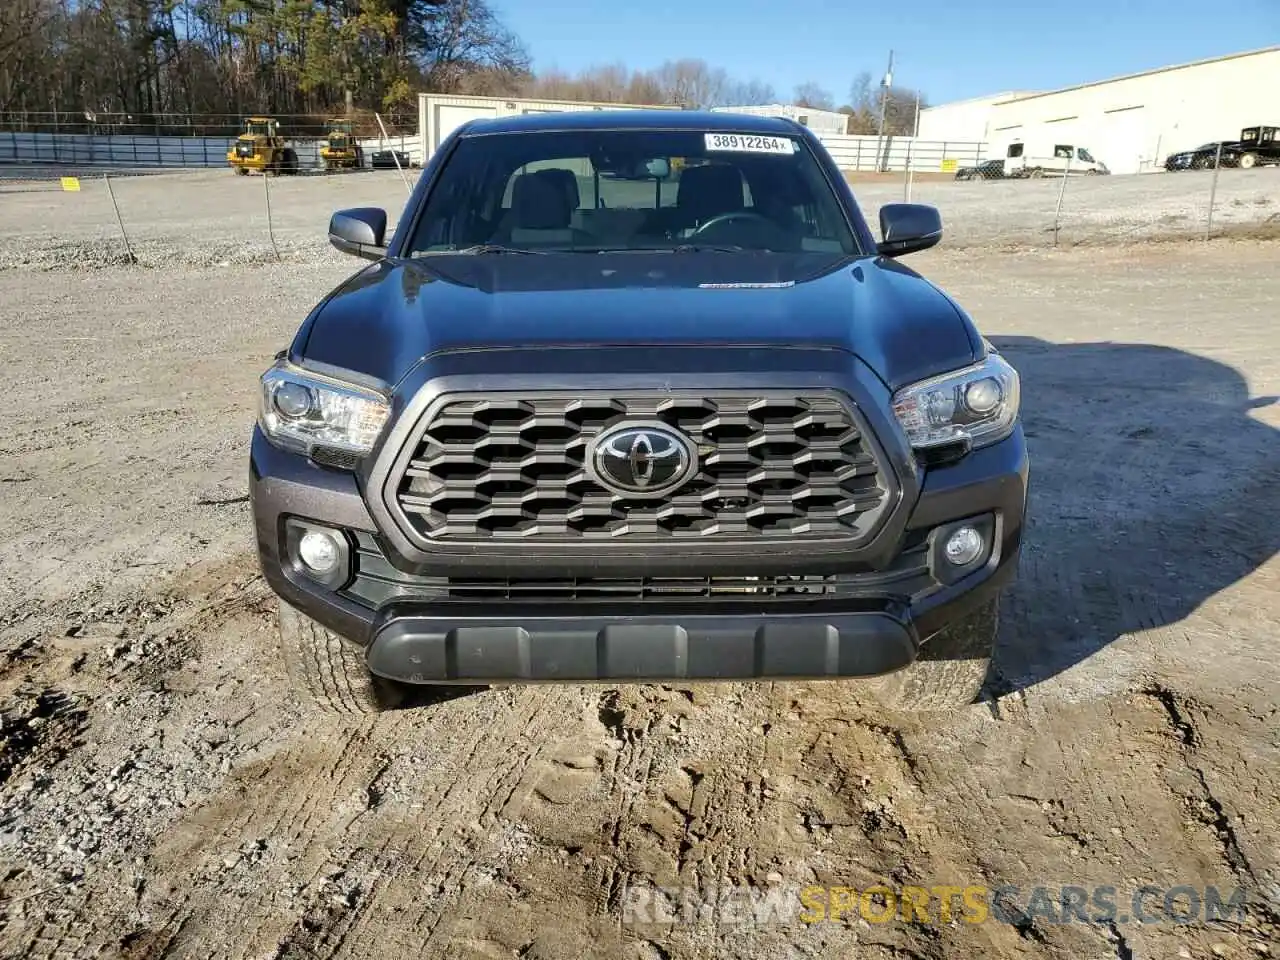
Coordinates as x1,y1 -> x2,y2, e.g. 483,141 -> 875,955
298,530 -> 341,574
944,526 -> 985,566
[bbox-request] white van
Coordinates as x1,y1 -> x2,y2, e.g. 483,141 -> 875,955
1002,140 -> 1109,178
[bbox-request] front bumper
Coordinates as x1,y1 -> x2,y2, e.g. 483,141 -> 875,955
250,419 -> 1029,684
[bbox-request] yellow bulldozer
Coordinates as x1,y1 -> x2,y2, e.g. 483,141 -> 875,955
319,118 -> 364,172
227,117 -> 300,175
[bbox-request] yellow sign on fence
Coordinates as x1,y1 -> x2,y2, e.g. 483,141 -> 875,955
60,176 -> 81,192
940,158 -> 958,173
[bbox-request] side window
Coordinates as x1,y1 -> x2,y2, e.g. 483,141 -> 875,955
1006,143 -> 1024,158
1054,145 -> 1073,159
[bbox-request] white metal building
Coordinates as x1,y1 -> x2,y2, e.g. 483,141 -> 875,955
914,91 -> 1037,144
918,46 -> 1280,174
417,93 -> 679,162
710,103 -> 848,135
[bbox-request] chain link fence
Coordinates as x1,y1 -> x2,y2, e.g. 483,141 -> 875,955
0,110 -> 422,176
1,118 -> 1277,269
866,138 -> 1280,249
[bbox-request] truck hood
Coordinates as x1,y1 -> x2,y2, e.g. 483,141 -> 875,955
296,251 -> 981,392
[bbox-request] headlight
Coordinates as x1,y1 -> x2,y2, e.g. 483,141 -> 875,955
258,361 -> 391,460
891,353 -> 1020,451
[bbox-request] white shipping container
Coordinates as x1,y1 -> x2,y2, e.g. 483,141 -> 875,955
417,94 -> 679,161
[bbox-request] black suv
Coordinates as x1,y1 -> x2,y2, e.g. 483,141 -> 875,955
249,110 -> 1029,715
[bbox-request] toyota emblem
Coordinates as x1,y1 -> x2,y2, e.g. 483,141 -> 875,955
588,423 -> 698,497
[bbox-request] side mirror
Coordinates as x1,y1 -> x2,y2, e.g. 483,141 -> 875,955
877,203 -> 942,258
328,207 -> 388,260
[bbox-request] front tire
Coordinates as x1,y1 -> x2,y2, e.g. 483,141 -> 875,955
277,599 -> 406,715
1240,152 -> 1258,169
854,597 -> 999,713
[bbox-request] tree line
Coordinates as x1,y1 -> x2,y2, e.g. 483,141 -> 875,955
0,0 -> 926,136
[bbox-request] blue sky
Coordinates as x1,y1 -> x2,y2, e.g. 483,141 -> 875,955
498,0 -> 1277,106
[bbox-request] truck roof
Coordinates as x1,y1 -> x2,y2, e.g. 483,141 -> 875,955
459,108 -> 804,138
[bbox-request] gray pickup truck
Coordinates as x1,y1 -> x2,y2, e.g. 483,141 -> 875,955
248,109 -> 1029,715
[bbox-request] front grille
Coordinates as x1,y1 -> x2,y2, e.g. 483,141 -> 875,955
342,531 -> 933,608
386,392 -> 893,543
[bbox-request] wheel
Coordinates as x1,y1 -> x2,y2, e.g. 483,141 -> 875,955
276,598 -> 406,715
235,166 -> 248,176
1239,152 -> 1258,169
1029,167 -> 1044,179
853,597 -> 999,713
283,148 -> 298,174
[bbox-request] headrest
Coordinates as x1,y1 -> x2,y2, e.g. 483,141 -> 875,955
511,171 -> 572,230
677,164 -> 745,222
536,168 -> 581,210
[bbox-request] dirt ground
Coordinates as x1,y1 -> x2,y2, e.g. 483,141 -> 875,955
0,237 -> 1278,960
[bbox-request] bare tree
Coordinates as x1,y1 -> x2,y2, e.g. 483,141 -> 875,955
844,70 -> 926,135
653,58 -> 729,108
723,77 -> 776,106
793,81 -> 834,111
418,0 -> 532,95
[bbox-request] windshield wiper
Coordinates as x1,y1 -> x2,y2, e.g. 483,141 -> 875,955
576,244 -> 754,254
419,244 -> 545,256
671,243 -> 751,253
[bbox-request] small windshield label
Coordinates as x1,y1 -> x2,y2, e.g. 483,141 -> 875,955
704,133 -> 796,154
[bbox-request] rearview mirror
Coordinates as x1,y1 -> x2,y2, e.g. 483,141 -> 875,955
640,157 -> 671,179
595,155 -> 671,180
329,207 -> 388,260
876,203 -> 942,257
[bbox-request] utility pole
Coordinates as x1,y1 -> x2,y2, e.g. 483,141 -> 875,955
876,50 -> 894,172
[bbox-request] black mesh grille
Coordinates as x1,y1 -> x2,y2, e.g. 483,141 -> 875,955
342,531 -> 933,608
388,392 -> 892,543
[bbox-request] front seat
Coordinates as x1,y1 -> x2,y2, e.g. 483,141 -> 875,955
538,168 -> 581,211
502,170 -> 582,246
674,163 -> 746,230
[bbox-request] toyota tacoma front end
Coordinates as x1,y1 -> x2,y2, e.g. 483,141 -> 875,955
249,109 -> 1029,714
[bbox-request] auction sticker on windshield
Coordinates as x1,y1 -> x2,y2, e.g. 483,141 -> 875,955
704,133 -> 796,154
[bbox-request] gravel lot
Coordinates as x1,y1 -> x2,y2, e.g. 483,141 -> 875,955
0,186 -> 1278,959
0,164 -> 1278,268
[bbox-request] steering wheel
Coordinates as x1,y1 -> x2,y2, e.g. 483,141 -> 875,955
691,210 -> 777,238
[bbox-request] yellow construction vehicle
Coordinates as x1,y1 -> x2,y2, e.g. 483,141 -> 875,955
319,118 -> 364,172
227,117 -> 299,175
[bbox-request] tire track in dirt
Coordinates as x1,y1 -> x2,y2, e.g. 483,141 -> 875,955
1,562 -> 278,960
479,680 -> 1048,958
897,688 -> 1280,958
75,662 -> 595,960
334,687 -> 589,958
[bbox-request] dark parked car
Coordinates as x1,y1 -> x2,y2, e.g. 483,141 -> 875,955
1163,142 -> 1241,171
250,110 -> 1029,715
370,148 -> 412,169
1236,125 -> 1280,168
954,159 -> 1005,181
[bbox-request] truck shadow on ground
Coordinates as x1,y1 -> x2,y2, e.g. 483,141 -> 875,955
983,335 -> 1279,698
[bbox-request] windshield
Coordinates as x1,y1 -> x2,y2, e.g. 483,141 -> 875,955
405,129 -> 859,256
